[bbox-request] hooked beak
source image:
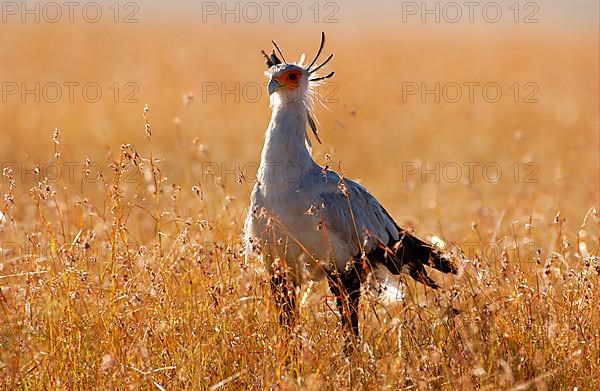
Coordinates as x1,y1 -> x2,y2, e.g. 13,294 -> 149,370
268,78 -> 283,95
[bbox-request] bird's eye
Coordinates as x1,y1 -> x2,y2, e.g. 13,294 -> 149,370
289,73 -> 298,80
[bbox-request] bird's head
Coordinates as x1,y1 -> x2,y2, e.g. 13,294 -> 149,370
266,64 -> 309,98
261,33 -> 334,144
262,32 -> 335,104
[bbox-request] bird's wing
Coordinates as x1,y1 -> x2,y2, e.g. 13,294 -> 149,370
300,168 -> 457,286
313,173 -> 399,256
316,176 -> 457,287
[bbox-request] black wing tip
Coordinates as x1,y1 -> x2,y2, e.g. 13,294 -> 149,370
368,230 -> 458,289
428,251 -> 459,275
402,230 -> 458,275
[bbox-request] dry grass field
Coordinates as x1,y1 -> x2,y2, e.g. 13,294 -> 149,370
0,11 -> 598,390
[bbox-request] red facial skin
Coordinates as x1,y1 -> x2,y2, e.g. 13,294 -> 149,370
273,69 -> 303,89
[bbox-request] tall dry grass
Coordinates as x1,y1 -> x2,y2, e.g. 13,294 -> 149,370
0,21 -> 598,389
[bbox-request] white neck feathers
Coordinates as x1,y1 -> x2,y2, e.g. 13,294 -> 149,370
257,98 -> 316,192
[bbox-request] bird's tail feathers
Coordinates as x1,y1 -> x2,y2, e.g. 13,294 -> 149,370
396,230 -> 458,275
369,230 -> 457,289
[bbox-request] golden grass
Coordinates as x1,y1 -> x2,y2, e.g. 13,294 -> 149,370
0,22 -> 598,389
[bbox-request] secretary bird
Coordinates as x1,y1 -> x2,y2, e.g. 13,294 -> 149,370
244,33 -> 457,349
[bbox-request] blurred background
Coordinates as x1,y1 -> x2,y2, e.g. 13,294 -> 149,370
0,0 -> 598,239
0,2 -> 598,388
